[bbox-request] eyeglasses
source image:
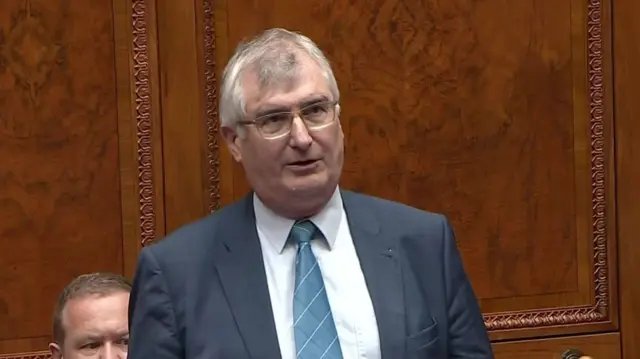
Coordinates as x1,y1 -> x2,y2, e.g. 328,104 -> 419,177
237,100 -> 339,140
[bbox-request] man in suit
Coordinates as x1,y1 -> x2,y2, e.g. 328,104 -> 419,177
128,28 -> 493,358
49,272 -> 131,359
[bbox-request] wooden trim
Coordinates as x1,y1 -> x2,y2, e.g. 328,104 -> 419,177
131,0 -> 165,248
492,332 -> 620,359
0,351 -> 51,359
197,0 -> 234,210
114,0 -> 164,280
202,0 -> 222,212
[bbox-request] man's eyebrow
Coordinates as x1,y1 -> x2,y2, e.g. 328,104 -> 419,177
299,95 -> 331,108
255,94 -> 331,117
74,334 -> 103,343
76,330 -> 129,343
255,105 -> 291,118
115,329 -> 129,337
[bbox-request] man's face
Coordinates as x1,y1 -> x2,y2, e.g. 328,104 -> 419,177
50,292 -> 129,359
222,53 -> 344,218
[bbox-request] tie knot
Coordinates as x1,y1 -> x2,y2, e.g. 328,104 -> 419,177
289,220 -> 317,244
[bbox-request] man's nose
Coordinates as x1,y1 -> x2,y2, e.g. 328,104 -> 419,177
289,116 -> 312,148
101,343 -> 125,359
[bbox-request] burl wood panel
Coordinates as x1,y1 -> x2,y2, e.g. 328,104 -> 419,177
218,0 -> 614,340
0,0 -> 122,344
0,0 -> 162,357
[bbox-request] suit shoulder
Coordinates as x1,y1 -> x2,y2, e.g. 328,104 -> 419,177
143,199 -> 244,262
344,190 -> 447,226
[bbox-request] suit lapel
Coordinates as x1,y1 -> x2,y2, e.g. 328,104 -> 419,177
342,191 -> 406,359
214,194 -> 282,359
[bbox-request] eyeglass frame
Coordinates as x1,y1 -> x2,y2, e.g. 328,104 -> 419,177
236,99 -> 340,140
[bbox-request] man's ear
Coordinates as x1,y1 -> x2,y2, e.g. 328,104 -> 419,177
220,125 -> 243,163
49,342 -> 62,359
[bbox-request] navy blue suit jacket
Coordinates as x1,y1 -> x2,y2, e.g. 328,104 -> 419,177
128,191 -> 493,358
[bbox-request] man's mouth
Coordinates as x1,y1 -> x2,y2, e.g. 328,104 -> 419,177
289,159 -> 318,166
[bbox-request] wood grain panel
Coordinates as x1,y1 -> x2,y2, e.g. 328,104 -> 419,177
0,0 -> 162,356
216,0 -> 616,340
613,0 -> 640,357
0,0 -> 123,342
154,0 -> 237,235
154,0 -> 208,233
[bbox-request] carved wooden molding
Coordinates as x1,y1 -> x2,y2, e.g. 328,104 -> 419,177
0,351 -> 51,359
132,0 -> 156,247
483,0 -> 608,331
203,0 -> 222,212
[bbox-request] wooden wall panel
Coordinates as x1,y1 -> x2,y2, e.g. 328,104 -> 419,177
154,0 -> 640,356
213,0 -> 617,342
154,0 -> 234,235
155,0 -> 209,233
613,0 -> 640,357
0,0 -> 163,357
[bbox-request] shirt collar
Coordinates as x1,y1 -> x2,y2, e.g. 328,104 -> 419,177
253,187 -> 343,253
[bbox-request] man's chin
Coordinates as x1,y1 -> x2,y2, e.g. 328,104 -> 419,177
286,173 -> 329,193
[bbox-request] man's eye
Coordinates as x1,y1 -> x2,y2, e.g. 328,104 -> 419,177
306,104 -> 327,113
82,342 -> 101,350
264,114 -> 289,122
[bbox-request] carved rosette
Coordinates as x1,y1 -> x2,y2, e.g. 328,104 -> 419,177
483,0 -> 608,331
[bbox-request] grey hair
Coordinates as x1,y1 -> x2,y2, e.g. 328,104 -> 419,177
219,28 -> 340,129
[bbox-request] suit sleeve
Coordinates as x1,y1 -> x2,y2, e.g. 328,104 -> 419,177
441,217 -> 495,358
128,247 -> 184,359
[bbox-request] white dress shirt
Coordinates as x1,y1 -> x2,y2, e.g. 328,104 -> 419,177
254,187 -> 381,359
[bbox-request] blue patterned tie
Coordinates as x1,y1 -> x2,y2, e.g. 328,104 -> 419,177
290,220 -> 343,359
